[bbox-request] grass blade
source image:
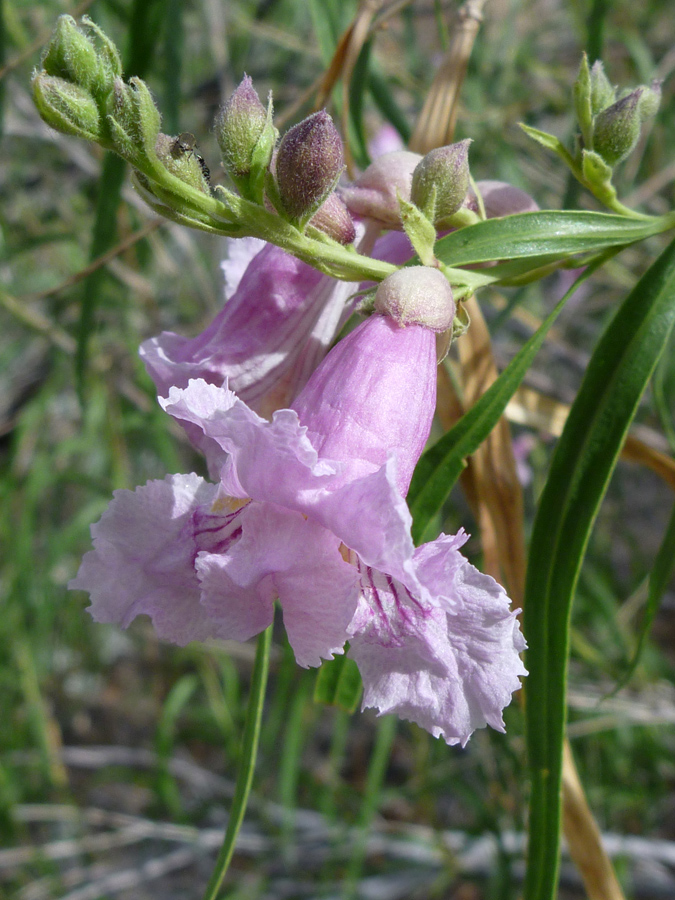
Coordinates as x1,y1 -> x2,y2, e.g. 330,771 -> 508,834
523,235 -> 675,900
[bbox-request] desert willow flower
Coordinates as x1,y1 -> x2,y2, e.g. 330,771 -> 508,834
71,269 -> 525,746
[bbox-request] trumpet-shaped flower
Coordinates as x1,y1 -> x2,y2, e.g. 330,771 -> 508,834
71,313 -> 525,745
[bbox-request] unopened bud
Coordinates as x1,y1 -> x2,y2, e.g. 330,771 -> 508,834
309,193 -> 356,244
106,76 -> 161,160
593,87 -> 646,166
216,76 -> 268,178
374,266 -> 455,333
589,60 -> 615,115
40,15 -> 121,101
340,150 -> 422,228
411,140 -> 471,227
155,132 -> 210,194
32,72 -> 100,140
275,111 -> 344,224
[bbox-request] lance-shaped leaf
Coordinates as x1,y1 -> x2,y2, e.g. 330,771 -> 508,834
523,236 -> 675,900
434,210 -> 667,268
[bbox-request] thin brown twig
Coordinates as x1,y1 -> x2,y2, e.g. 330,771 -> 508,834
26,218 -> 163,303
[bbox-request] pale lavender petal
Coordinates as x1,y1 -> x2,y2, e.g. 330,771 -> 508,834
161,379 -> 340,502
471,180 -> 539,217
349,541 -> 526,745
368,123 -> 404,159
292,315 -> 437,495
69,474 -> 220,645
221,237 -> 266,300
198,502 -> 359,666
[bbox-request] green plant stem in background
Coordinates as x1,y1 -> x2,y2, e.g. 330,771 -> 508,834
201,625 -> 272,900
342,715 -> 397,899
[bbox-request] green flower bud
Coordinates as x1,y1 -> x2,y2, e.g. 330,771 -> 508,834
593,87 -> 645,166
410,140 -> 471,227
40,15 -> 121,102
275,111 -> 344,224
572,54 -> 593,148
589,60 -> 615,115
106,76 -> 161,161
155,132 -> 211,194
309,192 -> 355,244
216,76 -> 268,177
31,72 -> 101,140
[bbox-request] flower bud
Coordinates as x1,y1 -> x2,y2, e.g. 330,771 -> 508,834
106,76 -> 161,160
589,60 -> 615,115
593,86 -> 649,166
411,140 -> 471,227
216,76 -> 268,178
374,266 -> 455,333
309,193 -> 356,244
340,150 -> 422,228
155,132 -> 210,194
40,15 -> 121,102
275,111 -> 344,224
31,72 -> 101,140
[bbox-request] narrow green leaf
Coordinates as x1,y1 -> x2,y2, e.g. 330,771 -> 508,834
616,501 -> 675,690
434,210 -> 667,269
523,235 -> 675,900
314,652 -> 362,713
367,66 -> 411,145
348,39 -> 372,170
408,259 -> 609,545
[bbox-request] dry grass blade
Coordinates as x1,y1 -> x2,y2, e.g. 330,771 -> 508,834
409,0 -> 487,153
562,741 -> 626,900
506,384 -> 675,492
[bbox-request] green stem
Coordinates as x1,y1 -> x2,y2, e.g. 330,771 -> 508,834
201,626 -> 272,900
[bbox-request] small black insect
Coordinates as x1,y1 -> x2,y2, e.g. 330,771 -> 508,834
170,132 -> 211,184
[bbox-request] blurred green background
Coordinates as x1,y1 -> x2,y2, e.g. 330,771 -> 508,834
2,0 -> 675,897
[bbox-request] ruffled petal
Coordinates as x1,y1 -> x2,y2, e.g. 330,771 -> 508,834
198,502 -> 359,666
349,539 -> 526,745
69,474 -> 220,645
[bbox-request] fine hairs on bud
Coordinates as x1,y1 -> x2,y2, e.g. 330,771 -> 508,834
340,150 -> 422,228
411,140 -> 471,227
216,76 -> 268,178
374,267 -> 456,333
275,111 -> 344,223
309,193 -> 356,245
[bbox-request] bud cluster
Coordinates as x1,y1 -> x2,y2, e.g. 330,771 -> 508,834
573,53 -> 661,168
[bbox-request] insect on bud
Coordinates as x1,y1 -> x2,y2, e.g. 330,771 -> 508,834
411,140 -> 471,227
309,193 -> 356,245
374,266 -> 456,333
275,111 -> 344,224
155,132 -> 211,194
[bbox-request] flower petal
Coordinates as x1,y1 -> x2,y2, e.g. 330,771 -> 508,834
69,474 -> 220,645
198,502 -> 359,666
349,539 -> 526,745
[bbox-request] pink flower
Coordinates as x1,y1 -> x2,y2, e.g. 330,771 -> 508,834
71,313 -> 525,745
140,236 -> 360,420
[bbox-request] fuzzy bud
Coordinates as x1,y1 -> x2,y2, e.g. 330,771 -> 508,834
31,72 -> 101,140
340,150 -> 422,228
155,132 -> 211,194
309,192 -> 356,244
216,76 -> 269,178
40,15 -> 121,102
589,60 -> 616,115
106,76 -> 161,160
275,111 -> 344,224
411,140 -> 471,227
593,86 -> 656,166
374,266 -> 455,333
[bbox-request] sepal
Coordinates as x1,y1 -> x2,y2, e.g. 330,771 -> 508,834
31,72 -> 101,141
